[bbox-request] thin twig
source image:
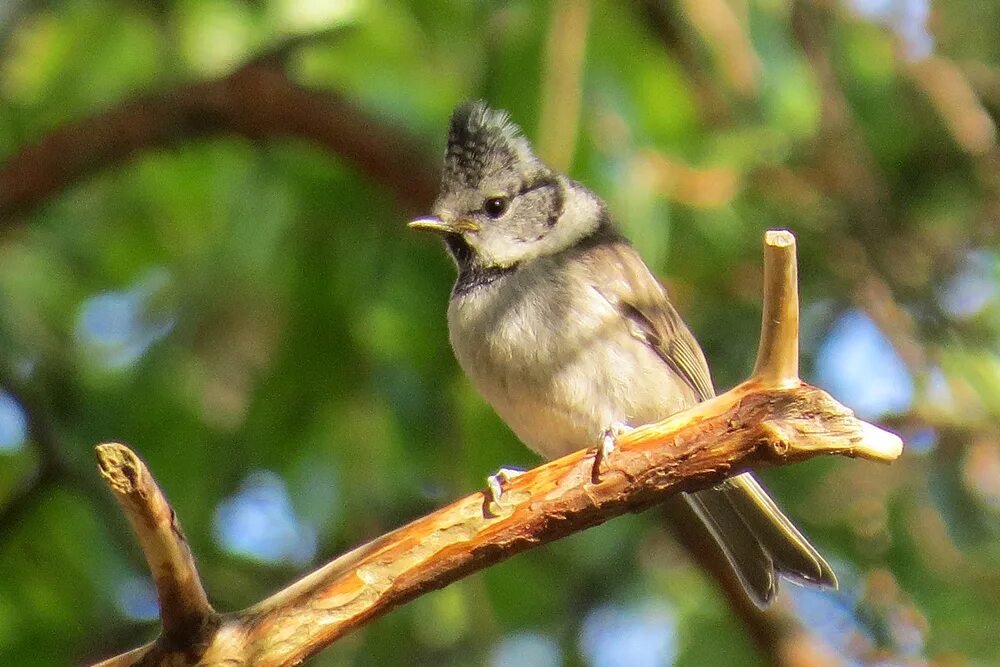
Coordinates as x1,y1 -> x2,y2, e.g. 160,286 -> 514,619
630,0 -> 733,126
95,444 -> 213,642
753,229 -> 800,386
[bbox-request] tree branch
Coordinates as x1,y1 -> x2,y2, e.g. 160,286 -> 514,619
0,59 -> 439,221
661,502 -> 796,665
753,230 -> 799,386
95,444 -> 213,643
0,358 -> 68,541
0,358 -> 145,563
92,231 -> 902,666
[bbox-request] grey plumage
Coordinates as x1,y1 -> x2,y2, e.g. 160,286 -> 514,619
410,100 -> 837,607
444,104 -> 540,188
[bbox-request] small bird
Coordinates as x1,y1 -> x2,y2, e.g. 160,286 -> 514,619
409,101 -> 837,607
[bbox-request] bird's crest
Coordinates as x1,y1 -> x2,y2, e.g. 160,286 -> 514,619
443,101 -> 539,188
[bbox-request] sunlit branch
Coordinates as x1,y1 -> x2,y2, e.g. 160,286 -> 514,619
91,230 -> 902,666
753,230 -> 800,386
95,444 -> 213,643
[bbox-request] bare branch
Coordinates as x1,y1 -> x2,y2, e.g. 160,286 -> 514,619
91,230 -> 902,666
662,502 -> 795,664
93,381 -> 899,666
92,644 -> 154,667
95,444 -> 213,642
753,230 -> 800,386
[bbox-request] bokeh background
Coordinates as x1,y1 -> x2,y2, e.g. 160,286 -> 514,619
1,0 -> 998,665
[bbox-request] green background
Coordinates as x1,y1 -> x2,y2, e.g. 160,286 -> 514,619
1,0 -> 998,665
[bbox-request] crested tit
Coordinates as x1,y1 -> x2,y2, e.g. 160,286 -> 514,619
409,101 -> 836,607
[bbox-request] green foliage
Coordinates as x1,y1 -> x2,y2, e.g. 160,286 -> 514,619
1,0 -> 998,665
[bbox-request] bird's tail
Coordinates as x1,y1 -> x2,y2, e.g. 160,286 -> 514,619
684,472 -> 837,608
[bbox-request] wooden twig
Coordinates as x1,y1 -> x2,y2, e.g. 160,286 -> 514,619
753,229 -> 800,386
92,230 -> 902,666
95,444 -> 213,643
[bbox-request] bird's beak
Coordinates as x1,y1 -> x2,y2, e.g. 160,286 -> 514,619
407,216 -> 479,234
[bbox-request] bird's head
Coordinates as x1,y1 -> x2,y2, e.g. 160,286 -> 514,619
409,101 -> 603,271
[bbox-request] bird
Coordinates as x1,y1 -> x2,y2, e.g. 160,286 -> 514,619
408,101 -> 837,607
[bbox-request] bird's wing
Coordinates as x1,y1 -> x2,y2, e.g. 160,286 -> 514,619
578,236 -> 836,606
581,239 -> 715,402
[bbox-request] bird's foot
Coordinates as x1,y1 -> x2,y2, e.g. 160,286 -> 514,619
592,422 -> 631,483
486,467 -> 524,509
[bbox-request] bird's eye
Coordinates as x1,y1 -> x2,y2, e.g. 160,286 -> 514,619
483,196 -> 510,219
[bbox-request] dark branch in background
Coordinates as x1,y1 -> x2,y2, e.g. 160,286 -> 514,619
90,232 -> 903,666
0,57 -> 440,221
0,0 -> 30,57
95,444 -> 214,643
630,5 -> 845,659
665,233 -> 816,666
0,359 -> 66,466
0,34 -> 805,665
0,41 -> 810,667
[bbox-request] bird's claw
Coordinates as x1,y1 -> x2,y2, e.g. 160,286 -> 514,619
592,423 -> 630,483
486,467 -> 524,508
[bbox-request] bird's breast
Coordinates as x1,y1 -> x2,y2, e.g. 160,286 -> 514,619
447,262 -> 688,458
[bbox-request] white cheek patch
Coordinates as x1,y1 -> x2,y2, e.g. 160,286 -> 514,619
471,184 -> 602,268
